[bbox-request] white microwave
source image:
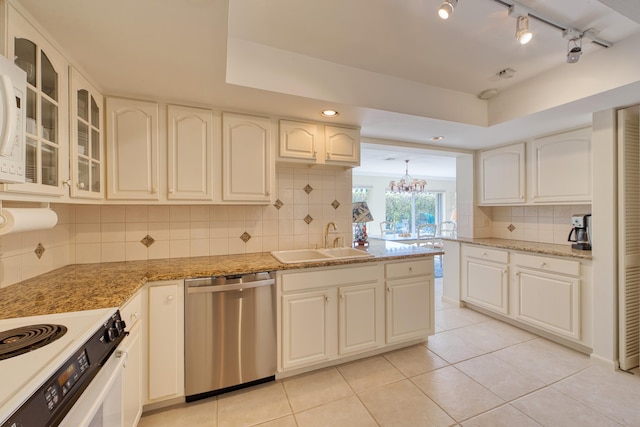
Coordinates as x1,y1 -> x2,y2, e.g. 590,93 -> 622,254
0,54 -> 26,184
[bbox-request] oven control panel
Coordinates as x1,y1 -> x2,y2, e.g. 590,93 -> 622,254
1,310 -> 127,427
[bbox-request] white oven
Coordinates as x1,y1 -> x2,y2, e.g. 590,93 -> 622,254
0,308 -> 128,427
0,53 -> 26,184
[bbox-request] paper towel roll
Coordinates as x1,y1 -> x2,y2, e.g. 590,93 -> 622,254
0,208 -> 58,235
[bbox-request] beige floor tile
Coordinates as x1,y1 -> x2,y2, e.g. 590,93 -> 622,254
411,366 -> 504,422
294,395 -> 377,427
492,338 -> 592,384
455,354 -> 545,400
512,388 -> 622,427
282,367 -> 353,412
358,379 -> 455,427
462,404 -> 541,427
336,355 -> 404,392
451,319 -> 536,353
383,343 -> 449,377
217,382 -> 292,427
552,366 -> 640,426
425,329 -> 488,364
138,398 -> 217,427
446,307 -> 492,324
434,296 -> 458,311
435,309 -> 475,332
255,415 -> 298,427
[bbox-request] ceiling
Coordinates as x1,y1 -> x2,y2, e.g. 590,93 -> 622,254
14,0 -> 640,177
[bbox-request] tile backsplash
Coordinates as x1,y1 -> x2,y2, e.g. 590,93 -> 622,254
487,204 -> 592,245
0,165 -> 353,288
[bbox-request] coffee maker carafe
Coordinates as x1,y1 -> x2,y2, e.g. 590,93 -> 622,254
568,214 -> 592,250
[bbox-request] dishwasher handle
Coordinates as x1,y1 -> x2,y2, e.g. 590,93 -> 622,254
186,277 -> 275,294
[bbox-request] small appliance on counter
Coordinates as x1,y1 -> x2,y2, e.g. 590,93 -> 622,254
568,213 -> 592,250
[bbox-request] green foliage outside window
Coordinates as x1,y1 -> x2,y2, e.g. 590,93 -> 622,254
385,192 -> 437,232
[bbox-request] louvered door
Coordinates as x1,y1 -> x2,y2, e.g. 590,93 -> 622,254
618,105 -> 640,370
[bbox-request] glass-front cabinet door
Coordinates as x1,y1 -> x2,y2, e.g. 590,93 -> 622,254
5,5 -> 69,196
70,68 -> 103,199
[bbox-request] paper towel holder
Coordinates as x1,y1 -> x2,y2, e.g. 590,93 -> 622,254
0,201 -> 51,226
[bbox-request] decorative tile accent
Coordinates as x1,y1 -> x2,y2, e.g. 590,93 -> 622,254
304,215 -> 314,224
507,224 -> 516,232
331,200 -> 340,210
240,232 -> 252,243
141,235 -> 155,247
303,184 -> 313,194
274,199 -> 284,210
34,243 -> 45,259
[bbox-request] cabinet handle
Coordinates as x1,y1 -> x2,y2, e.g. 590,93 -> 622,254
503,270 -> 508,274
515,272 -> 520,276
387,287 -> 391,292
63,179 -> 72,187
313,150 -> 317,158
325,296 -> 330,302
169,188 -> 175,194
340,293 -> 344,299
167,295 -> 174,301
151,187 -> 158,194
540,262 -> 546,268
326,153 -> 331,160
409,267 -> 414,272
482,252 -> 487,256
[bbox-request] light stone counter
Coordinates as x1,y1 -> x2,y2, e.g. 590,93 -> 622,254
446,237 -> 592,260
0,240 -> 441,320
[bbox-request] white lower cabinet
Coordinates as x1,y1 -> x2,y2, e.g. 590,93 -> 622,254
385,260 -> 434,343
461,244 -> 591,347
282,288 -> 337,369
513,253 -> 581,341
462,246 -> 510,315
278,259 -> 431,373
119,292 -> 142,427
144,280 -> 185,403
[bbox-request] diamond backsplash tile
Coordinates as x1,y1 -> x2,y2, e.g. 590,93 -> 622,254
304,215 -> 314,224
141,235 -> 155,247
240,232 -> 252,243
34,243 -> 45,259
507,224 -> 516,232
274,199 -> 284,210
303,184 -> 314,194
331,200 -> 340,210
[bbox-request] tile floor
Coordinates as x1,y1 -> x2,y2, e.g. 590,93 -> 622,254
139,278 -> 640,427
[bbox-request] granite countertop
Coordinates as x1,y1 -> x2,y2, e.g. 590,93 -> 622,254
0,240 -> 441,320
445,237 -> 592,260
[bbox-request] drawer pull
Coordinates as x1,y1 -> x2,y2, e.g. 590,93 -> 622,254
325,296 -> 330,302
409,267 -> 414,272
167,295 -> 174,301
482,252 -> 487,256
540,262 -> 546,268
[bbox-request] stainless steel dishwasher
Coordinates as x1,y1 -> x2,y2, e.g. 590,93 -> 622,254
184,271 -> 276,402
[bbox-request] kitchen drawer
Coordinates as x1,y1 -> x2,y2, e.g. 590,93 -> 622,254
514,253 -> 580,277
120,291 -> 142,328
281,264 -> 380,292
385,259 -> 432,280
464,245 -> 509,264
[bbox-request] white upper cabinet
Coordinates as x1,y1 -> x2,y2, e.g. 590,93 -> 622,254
279,120 -> 321,162
531,127 -> 591,203
167,105 -> 215,201
70,68 -> 103,199
3,4 -> 69,197
106,97 -> 159,200
278,120 -> 360,167
221,113 -> 273,204
324,126 -> 360,166
479,142 -> 526,204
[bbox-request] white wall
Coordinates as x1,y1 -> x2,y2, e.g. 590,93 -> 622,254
352,174 -> 456,235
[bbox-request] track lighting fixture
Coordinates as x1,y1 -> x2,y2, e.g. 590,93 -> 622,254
567,38 -> 582,63
438,0 -> 458,20
515,15 -> 533,45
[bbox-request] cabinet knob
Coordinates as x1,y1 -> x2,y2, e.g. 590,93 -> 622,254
482,252 -> 487,256
409,267 -> 413,272
340,293 -> 344,299
151,187 -> 158,194
515,272 -> 520,276
167,295 -> 174,301
313,151 -> 317,158
78,182 -> 85,189
503,270 -> 508,274
540,262 -> 546,268
131,312 -> 138,321
168,188 -> 175,194
326,153 -> 331,160
387,287 -> 391,292
63,179 -> 72,187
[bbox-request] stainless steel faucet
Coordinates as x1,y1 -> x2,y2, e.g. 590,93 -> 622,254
324,221 -> 337,248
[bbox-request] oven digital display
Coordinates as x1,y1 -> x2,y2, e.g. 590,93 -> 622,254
44,350 -> 90,412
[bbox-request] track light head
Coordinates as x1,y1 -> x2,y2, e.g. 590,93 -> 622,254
515,15 -> 533,45
567,38 -> 583,63
438,0 -> 458,20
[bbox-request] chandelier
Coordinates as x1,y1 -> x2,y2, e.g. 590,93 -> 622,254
388,160 -> 426,193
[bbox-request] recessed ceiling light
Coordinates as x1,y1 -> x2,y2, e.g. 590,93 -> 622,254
431,136 -> 444,141
477,88 -> 499,100
321,109 -> 339,118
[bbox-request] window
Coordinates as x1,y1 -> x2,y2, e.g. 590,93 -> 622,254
385,191 -> 443,233
352,187 -> 370,203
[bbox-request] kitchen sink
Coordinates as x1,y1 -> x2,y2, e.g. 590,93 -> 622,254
271,247 -> 374,264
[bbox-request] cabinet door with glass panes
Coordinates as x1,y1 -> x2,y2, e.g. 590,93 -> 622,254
70,68 -> 103,199
5,6 -> 69,196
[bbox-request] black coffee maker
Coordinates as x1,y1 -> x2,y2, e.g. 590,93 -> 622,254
568,214 -> 592,250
